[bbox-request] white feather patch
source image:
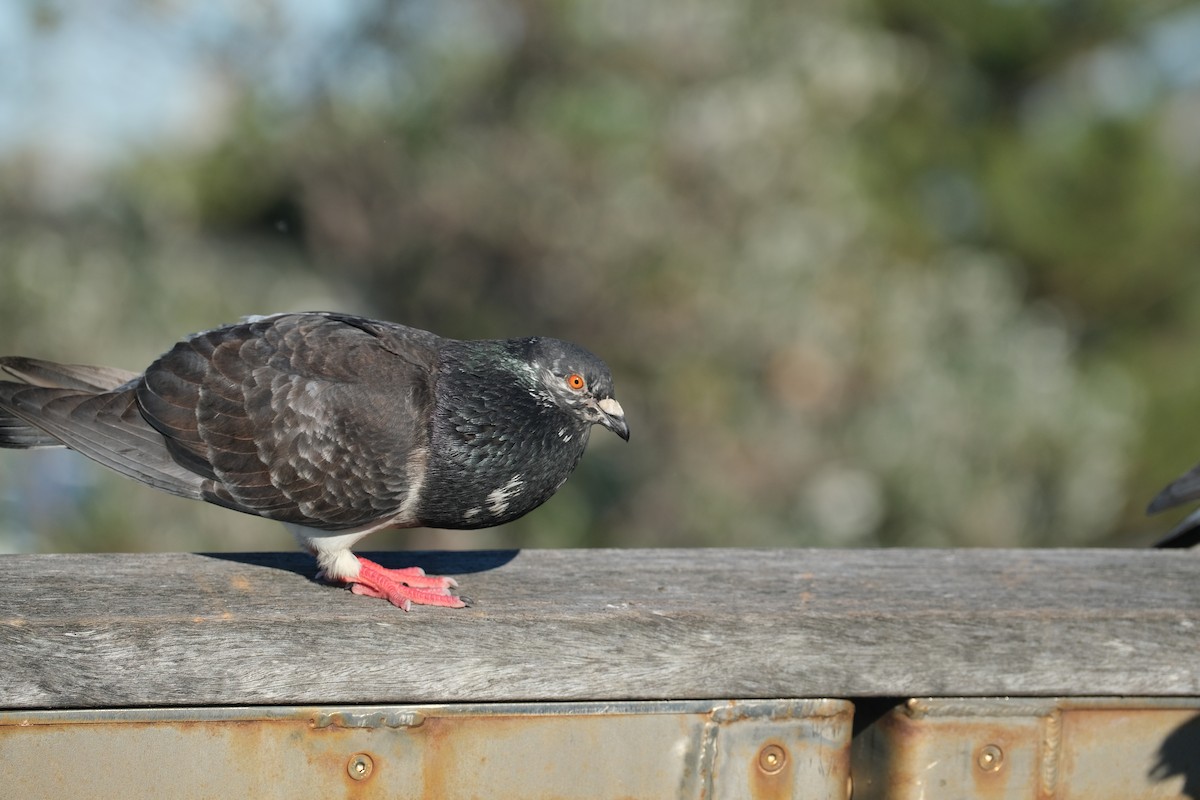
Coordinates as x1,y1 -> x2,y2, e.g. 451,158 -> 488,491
487,474 -> 525,515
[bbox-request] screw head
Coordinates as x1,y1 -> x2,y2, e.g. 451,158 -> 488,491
758,743 -> 787,774
977,744 -> 1004,773
348,753 -> 374,781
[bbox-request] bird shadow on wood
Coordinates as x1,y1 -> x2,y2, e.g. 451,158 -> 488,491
199,550 -> 521,579
1150,712 -> 1200,798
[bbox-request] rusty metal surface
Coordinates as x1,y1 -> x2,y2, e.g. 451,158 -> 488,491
0,698 -> 852,800
851,697 -> 1200,800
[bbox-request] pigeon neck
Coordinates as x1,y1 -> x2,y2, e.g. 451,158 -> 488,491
416,341 -> 591,530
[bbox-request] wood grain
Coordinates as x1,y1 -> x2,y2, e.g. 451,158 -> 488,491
0,549 -> 1196,708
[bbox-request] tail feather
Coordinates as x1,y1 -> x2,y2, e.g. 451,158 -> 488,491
0,356 -> 138,392
0,415 -> 64,447
0,379 -> 205,501
1,356 -> 140,449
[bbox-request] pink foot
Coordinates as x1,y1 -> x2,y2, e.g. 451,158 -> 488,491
347,557 -> 467,611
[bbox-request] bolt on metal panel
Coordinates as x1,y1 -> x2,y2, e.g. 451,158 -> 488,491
0,698 -> 853,800
850,697 -> 1200,800
708,700 -> 854,799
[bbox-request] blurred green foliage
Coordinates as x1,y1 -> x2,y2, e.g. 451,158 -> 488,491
2,0 -> 1199,554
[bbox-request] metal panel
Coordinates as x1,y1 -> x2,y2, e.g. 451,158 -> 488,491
0,699 -> 852,800
851,697 -> 1200,800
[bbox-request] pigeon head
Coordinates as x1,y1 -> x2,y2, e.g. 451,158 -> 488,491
524,337 -> 630,441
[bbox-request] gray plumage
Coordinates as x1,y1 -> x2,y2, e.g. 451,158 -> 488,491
0,312 -> 629,607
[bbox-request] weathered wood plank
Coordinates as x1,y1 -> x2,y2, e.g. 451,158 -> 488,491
0,549 -> 1196,708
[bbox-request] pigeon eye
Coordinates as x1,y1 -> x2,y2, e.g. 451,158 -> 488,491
565,373 -> 586,391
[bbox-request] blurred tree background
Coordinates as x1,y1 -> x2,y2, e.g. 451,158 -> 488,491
2,0 -> 1199,555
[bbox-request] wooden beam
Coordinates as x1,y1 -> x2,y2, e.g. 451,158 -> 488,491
0,549 -> 1196,708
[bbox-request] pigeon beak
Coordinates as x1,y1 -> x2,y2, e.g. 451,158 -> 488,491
596,397 -> 630,441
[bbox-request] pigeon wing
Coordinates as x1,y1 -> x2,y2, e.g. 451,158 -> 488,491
136,313 -> 440,530
1147,462 -> 1200,515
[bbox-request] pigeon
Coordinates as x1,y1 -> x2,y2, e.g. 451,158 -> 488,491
1148,462 -> 1200,548
0,312 -> 629,609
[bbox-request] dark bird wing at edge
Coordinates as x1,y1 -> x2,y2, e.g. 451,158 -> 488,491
1147,462 -> 1200,548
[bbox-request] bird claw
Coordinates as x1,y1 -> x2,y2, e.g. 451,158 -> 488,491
347,556 -> 467,610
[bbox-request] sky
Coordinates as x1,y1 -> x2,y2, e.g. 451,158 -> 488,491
5,1 -> 1200,162
0,1 -> 365,198
4,1 -> 1200,192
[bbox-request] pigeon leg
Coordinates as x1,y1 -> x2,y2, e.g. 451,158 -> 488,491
349,556 -> 467,611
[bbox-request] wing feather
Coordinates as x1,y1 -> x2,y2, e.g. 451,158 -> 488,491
0,384 -> 204,499
1147,463 -> 1200,515
136,313 -> 439,530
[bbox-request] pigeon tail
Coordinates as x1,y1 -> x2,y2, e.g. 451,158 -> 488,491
0,382 -> 205,500
0,356 -> 139,392
0,357 -> 140,449
0,409 -> 64,448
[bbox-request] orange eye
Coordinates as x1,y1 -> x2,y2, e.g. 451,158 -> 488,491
566,373 -> 586,391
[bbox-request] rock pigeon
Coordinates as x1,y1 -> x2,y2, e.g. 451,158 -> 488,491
0,312 -> 629,609
1148,463 -> 1200,548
